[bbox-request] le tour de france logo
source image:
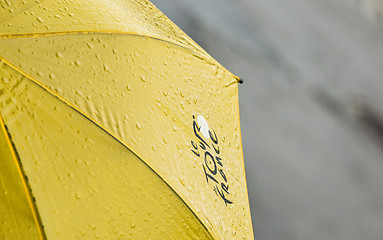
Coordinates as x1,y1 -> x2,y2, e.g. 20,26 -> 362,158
190,115 -> 233,206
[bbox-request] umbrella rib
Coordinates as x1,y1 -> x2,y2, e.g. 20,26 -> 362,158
0,114 -> 47,240
0,56 -> 219,240
0,31 -> 196,51
0,30 -> 240,82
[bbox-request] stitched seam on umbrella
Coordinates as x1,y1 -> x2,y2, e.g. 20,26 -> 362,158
0,56 -> 219,240
0,114 -> 47,240
0,30 -> 213,65
0,30 -> 201,55
0,30 -> 240,82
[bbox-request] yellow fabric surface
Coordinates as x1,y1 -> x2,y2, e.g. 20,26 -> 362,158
0,60 -> 214,239
0,115 -> 43,240
0,0 -> 215,65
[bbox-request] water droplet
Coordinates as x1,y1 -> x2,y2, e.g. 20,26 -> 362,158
1,77 -> 9,83
126,85 -> 132,91
163,91 -> 168,96
172,126 -> 177,131
56,52 -> 64,58
54,14 -> 61,19
103,64 -> 109,72
75,192 -> 82,199
130,224 -> 135,228
49,73 -> 56,79
87,43 -> 94,49
90,223 -> 96,230
37,71 -> 44,77
112,48 -> 117,54
56,88 -> 63,95
36,16 -> 44,22
9,97 -> 16,103
163,109 -> 168,115
135,122 -> 142,130
75,90 -> 83,96
140,76 -> 146,82
180,177 -> 185,186
75,60 -> 82,66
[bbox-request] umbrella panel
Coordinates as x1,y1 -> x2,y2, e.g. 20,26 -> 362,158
0,115 -> 41,240
0,61 -> 214,239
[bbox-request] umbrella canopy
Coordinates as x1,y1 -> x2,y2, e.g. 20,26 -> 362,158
0,0 -> 254,239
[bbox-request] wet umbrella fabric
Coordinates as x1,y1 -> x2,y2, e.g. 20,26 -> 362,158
0,0 -> 253,239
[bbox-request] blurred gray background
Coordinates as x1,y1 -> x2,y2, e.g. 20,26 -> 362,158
151,0 -> 383,239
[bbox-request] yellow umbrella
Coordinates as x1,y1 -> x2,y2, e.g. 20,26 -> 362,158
0,0 -> 254,239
